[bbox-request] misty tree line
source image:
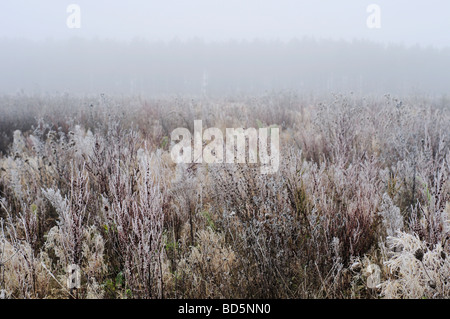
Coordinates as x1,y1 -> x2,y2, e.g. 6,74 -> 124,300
1,37 -> 449,96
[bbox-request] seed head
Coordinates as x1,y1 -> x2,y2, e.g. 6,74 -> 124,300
414,249 -> 424,262
428,280 -> 436,290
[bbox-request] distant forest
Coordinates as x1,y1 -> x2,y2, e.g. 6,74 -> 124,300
1,37 -> 449,96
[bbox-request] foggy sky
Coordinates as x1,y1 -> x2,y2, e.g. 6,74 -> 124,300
1,0 -> 450,47
1,1 -> 450,96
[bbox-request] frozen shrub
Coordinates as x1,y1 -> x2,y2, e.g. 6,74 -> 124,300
106,148 -> 165,298
379,193 -> 404,237
170,228 -> 237,298
0,93 -> 449,299
43,224 -> 106,298
42,166 -> 90,268
381,231 -> 450,298
0,219 -> 51,298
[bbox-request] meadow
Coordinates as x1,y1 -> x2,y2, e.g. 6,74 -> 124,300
0,92 -> 449,299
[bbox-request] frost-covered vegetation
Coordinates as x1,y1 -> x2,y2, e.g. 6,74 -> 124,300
0,92 -> 449,299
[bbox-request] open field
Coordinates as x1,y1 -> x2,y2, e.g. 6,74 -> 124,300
0,92 -> 449,299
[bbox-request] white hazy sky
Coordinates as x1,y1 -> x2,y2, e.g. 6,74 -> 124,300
0,0 -> 449,47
